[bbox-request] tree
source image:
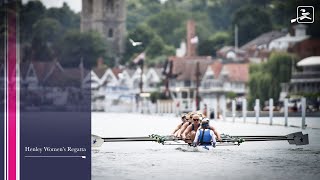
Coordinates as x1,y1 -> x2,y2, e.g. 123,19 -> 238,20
57,30 -> 106,68
248,52 -> 297,109
146,35 -> 167,58
31,18 -> 62,61
207,0 -> 247,31
266,52 -> 297,101
127,0 -> 161,30
20,1 -> 46,42
123,23 -> 157,64
232,5 -> 272,46
147,9 -> 188,46
45,2 -> 80,31
198,32 -> 231,56
32,18 -> 62,43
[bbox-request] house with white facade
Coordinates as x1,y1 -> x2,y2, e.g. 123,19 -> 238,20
167,56 -> 213,111
200,61 -> 249,117
269,24 -> 309,51
145,68 -> 162,92
87,65 -> 162,111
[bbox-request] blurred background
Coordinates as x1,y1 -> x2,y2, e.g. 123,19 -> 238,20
4,0 -> 318,121
1,1 -> 319,180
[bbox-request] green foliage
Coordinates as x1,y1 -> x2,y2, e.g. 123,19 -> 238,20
31,18 -> 62,61
150,91 -> 160,103
57,30 -> 106,68
226,92 -> 237,99
146,36 -> 166,58
147,9 -> 188,46
248,52 -> 297,109
20,0 -> 319,67
267,52 -> 295,83
127,0 -> 162,30
32,18 -> 62,43
198,32 -> 231,56
20,1 -> 46,42
45,2 -> 80,31
232,5 -> 272,46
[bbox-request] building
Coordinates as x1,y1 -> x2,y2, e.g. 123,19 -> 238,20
167,56 -> 213,111
20,61 -> 89,110
269,25 -> 309,51
240,30 -> 286,63
81,0 -> 126,64
286,56 -> 320,95
200,62 -> 249,116
288,39 -> 320,59
216,46 -> 247,62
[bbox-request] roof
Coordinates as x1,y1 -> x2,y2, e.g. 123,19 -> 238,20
218,46 -> 235,54
31,61 -> 56,82
297,56 -> 320,67
272,33 -> 309,44
169,56 -> 213,81
210,60 -> 223,77
43,67 -> 89,87
221,63 -> 249,82
241,31 -> 286,50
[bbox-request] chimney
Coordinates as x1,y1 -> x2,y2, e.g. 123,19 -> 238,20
186,20 -> 197,57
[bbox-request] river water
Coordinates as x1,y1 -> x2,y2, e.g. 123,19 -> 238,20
92,113 -> 320,180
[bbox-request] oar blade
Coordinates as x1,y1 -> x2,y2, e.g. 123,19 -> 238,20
92,135 -> 104,147
287,132 -> 303,145
294,134 -> 309,145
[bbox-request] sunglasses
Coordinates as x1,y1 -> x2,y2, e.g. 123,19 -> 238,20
193,119 -> 199,121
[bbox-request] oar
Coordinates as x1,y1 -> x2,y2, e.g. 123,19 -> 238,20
102,136 -> 152,140
163,142 -> 239,147
222,132 -> 309,145
92,132 -> 309,148
91,134 -> 186,147
92,135 -> 157,147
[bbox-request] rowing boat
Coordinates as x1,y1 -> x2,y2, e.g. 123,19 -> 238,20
91,131 -> 309,150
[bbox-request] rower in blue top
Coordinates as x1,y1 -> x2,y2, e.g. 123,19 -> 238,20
193,118 -> 217,149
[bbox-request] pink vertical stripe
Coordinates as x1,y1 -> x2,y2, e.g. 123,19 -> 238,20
8,5 -> 17,180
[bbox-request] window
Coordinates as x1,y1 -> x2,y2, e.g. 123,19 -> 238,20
108,29 -> 113,38
184,80 -> 191,87
207,75 -> 214,79
88,0 -> 93,14
106,0 -> 114,13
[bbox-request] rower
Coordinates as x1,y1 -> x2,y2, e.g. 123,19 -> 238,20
171,114 -> 187,137
181,114 -> 201,142
193,119 -> 216,147
176,113 -> 192,137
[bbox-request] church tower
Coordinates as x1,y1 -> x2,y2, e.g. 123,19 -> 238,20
81,0 -> 126,65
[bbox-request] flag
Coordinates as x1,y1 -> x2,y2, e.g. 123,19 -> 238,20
132,52 -> 145,64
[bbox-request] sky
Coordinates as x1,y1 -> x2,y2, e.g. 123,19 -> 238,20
22,0 -> 168,13
22,0 -> 82,12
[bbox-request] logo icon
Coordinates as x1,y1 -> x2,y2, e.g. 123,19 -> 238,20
291,6 -> 314,23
